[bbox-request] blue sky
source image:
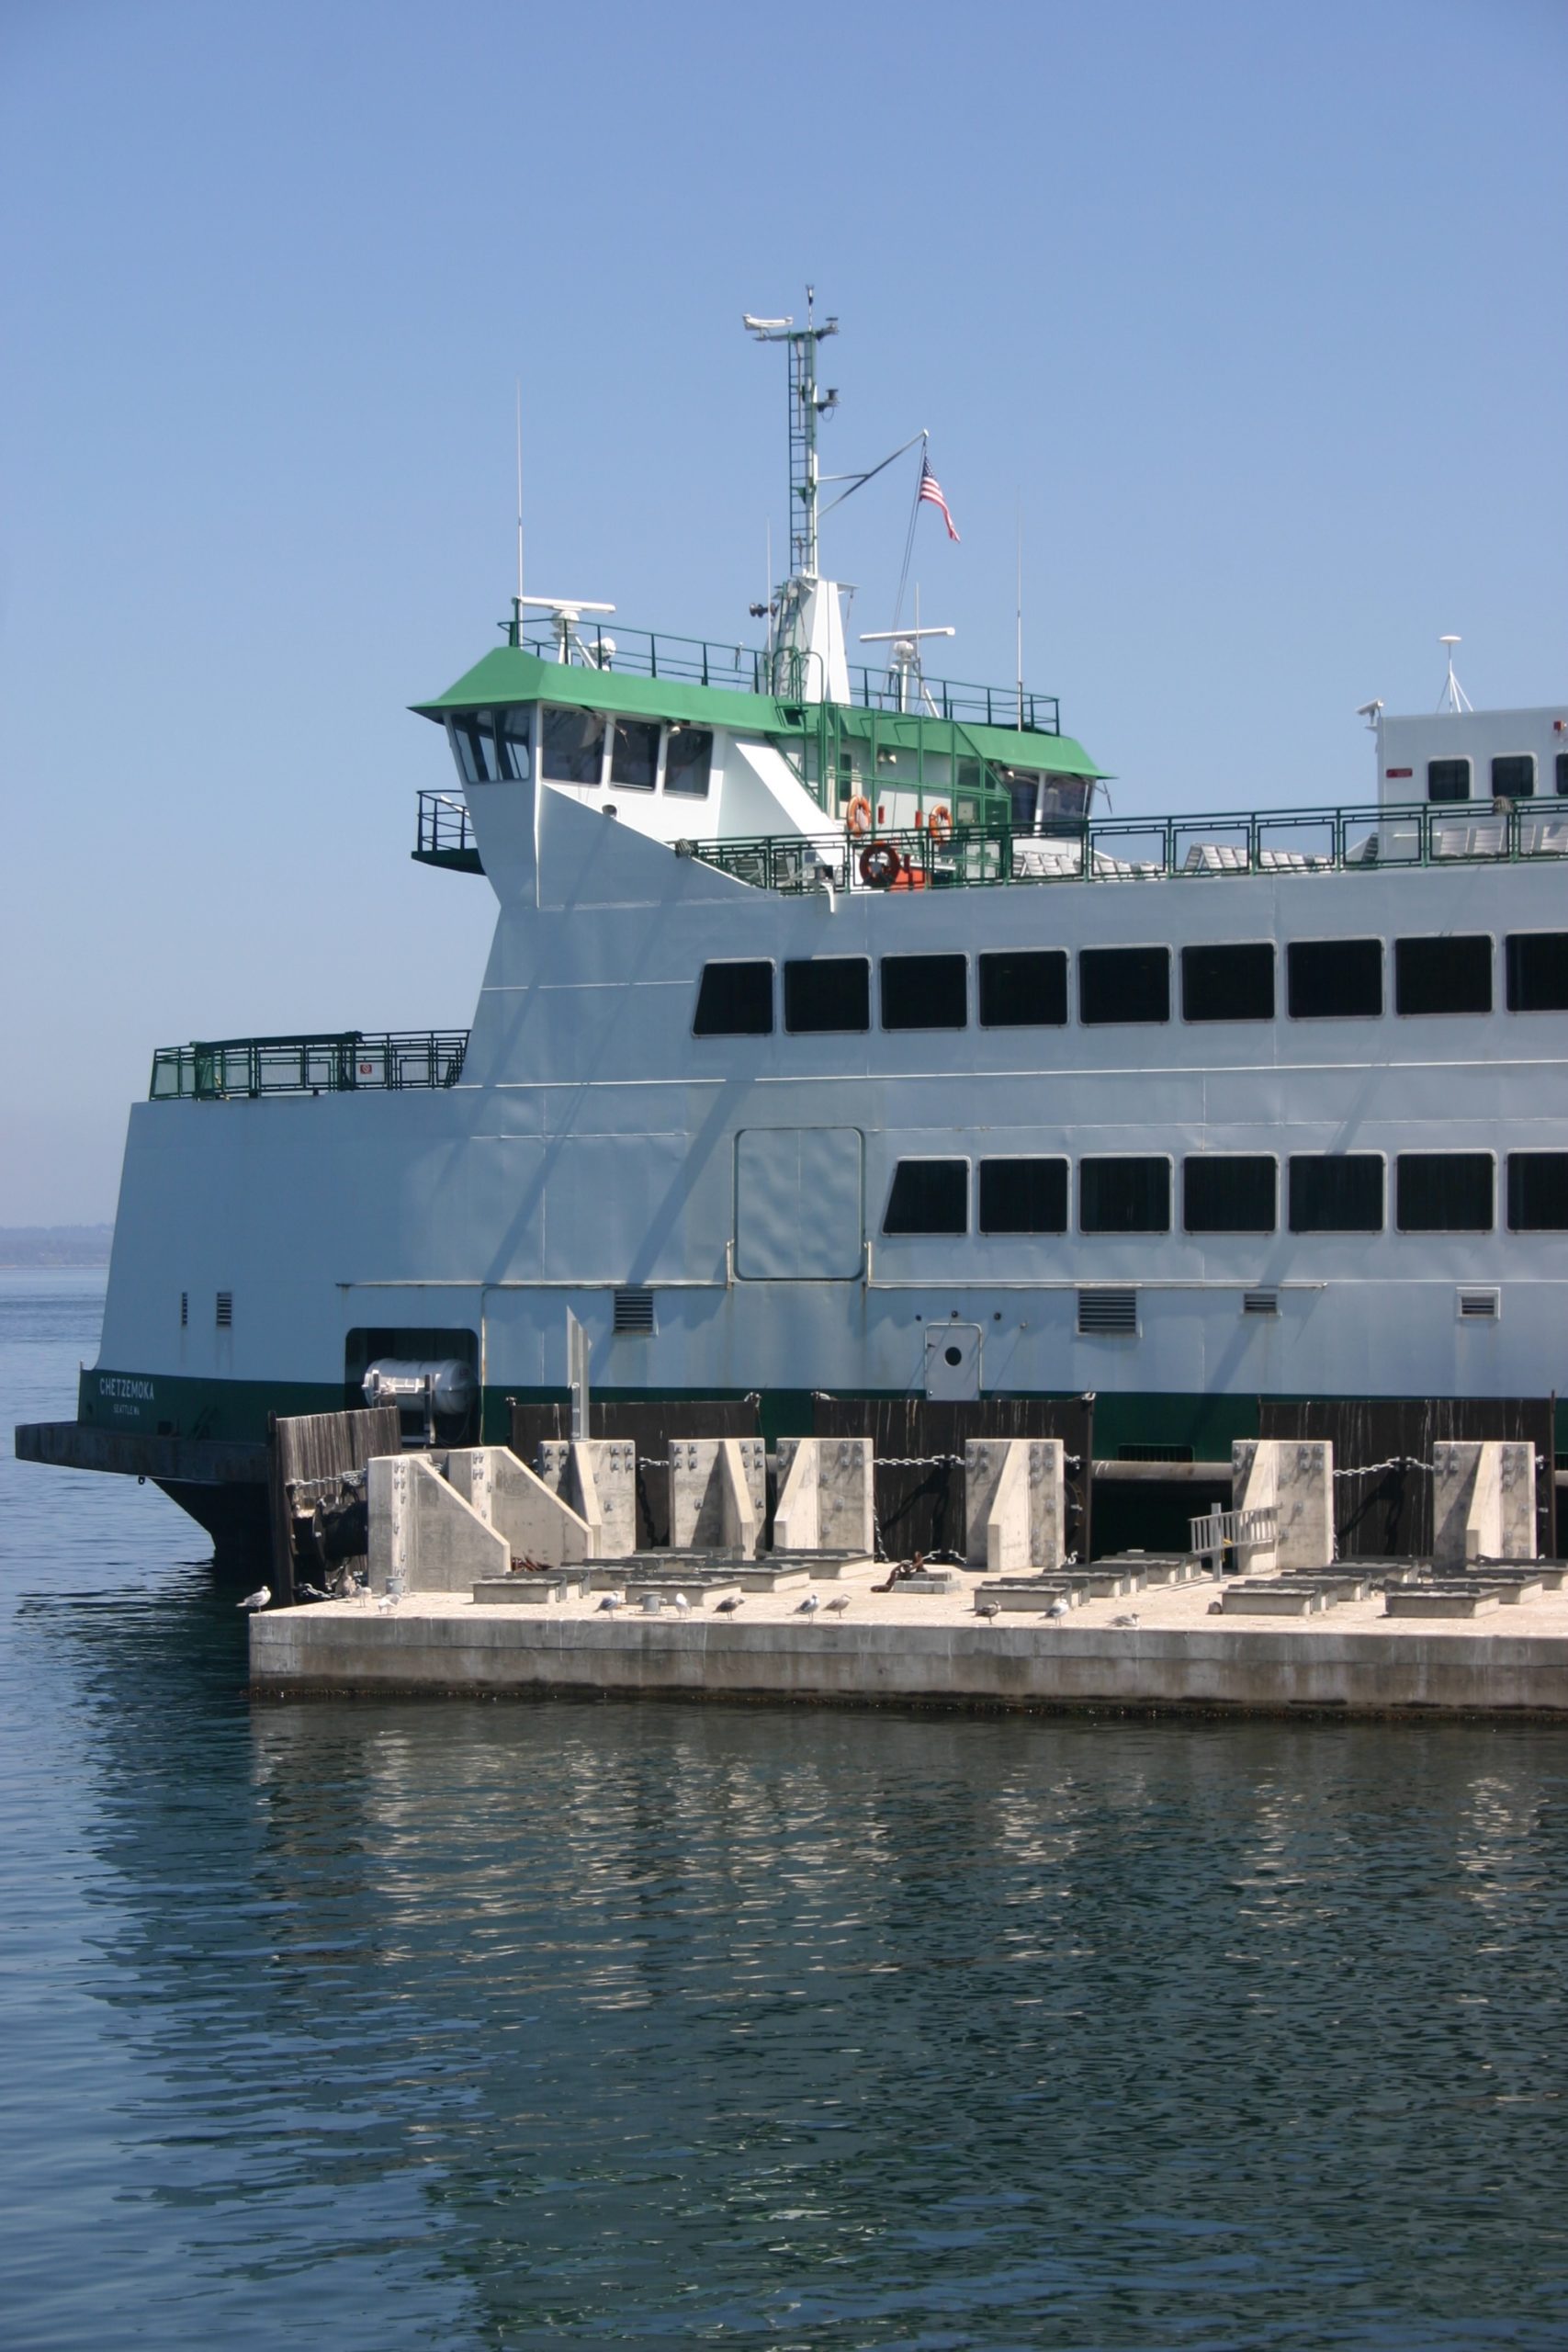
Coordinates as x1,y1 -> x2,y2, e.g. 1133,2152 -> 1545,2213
2,0 -> 1563,1224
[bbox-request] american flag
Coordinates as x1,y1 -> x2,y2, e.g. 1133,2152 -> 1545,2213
918,453 -> 960,541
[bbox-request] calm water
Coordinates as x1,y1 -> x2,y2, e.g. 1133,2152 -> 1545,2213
5,1273 -> 1568,2348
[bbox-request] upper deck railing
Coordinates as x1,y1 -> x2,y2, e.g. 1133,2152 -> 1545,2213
151,1032 -> 469,1102
511,620 -> 1062,735
691,799 -> 1568,894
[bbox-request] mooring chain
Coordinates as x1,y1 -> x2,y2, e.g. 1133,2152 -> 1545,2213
1332,1456 -> 1435,1479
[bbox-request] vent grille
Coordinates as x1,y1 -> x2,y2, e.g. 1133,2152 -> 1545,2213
1077,1287 -> 1137,1337
215,1291 -> 233,1329
613,1287 -> 656,1336
179,1291 -> 188,1329
1242,1289 -> 1280,1317
1457,1288 -> 1499,1321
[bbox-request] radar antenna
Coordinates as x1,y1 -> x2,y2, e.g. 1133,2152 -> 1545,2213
743,287 -> 839,580
1438,635 -> 1473,714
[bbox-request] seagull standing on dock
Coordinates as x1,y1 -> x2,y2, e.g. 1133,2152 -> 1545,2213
236,1586 -> 271,1612
976,1601 -> 1001,1621
825,1593 -> 851,1615
796,1592 -> 821,1616
1046,1597 -> 1070,1621
598,1592 -> 625,1613
672,1592 -> 691,1614
716,1595 -> 743,1614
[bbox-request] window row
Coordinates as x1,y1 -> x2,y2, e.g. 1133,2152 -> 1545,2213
1407,752 -> 1568,805
880,1151 -> 1568,1237
694,933 -> 1568,1035
451,704 -> 714,798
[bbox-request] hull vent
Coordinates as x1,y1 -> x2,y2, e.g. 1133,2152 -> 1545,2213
1077,1287 -> 1137,1337
215,1291 -> 233,1329
1242,1289 -> 1280,1317
1457,1288 -> 1500,1321
614,1287 -> 656,1336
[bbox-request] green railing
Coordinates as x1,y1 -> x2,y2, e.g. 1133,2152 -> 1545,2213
151,1032 -> 469,1102
692,800 -> 1568,895
506,617 -> 1062,734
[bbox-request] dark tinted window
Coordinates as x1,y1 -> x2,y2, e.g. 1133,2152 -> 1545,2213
1395,1154 -> 1493,1232
1289,1155 -> 1384,1232
884,1159 -> 967,1235
881,955 -> 967,1031
451,713 -> 501,786
784,958 -> 870,1033
1507,1151 -> 1568,1232
609,718 -> 660,789
694,962 -> 773,1036
1183,1156 -> 1277,1233
1181,943 -> 1274,1023
1079,946 -> 1169,1025
1492,754 -> 1535,797
1080,1158 -> 1170,1233
497,707 -> 534,781
977,950 -> 1067,1027
1427,758 -> 1470,804
540,706 -> 605,784
1506,933 -> 1568,1012
1394,935 -> 1492,1015
1558,752 -> 1568,797
664,724 -> 713,797
1287,938 -> 1382,1019
979,1158 -> 1068,1234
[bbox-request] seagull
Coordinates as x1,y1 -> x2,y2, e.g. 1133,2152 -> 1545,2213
236,1585 -> 271,1612
976,1600 -> 1001,1620
796,1592 -> 821,1615
598,1593 -> 624,1613
1046,1597 -> 1070,1621
1207,1599 -> 1226,1615
825,1594 -> 851,1615
1111,1612 -> 1140,1629
716,1595 -> 744,1614
672,1592 -> 691,1614
375,1590 -> 399,1613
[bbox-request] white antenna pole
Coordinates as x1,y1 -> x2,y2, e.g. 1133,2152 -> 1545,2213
1438,634 -> 1472,714
514,379 -> 525,643
1016,494 -> 1024,730
765,520 -> 773,661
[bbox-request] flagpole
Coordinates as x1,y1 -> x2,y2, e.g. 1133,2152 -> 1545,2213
1016,494 -> 1024,730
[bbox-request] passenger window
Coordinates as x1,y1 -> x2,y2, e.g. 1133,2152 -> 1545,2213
664,725 -> 714,797
1505,933 -> 1568,1012
694,962 -> 773,1036
609,718 -> 660,790
784,958 -> 870,1034
540,707 -> 606,785
1079,1157 -> 1170,1234
1492,754 -> 1535,797
1427,758 -> 1470,804
977,950 -> 1067,1027
1507,1152 -> 1568,1232
497,706 -> 534,782
881,955 -> 966,1031
1557,752 -> 1568,797
1183,1157 -> 1277,1233
1287,939 -> 1382,1020
1288,1155 -> 1383,1233
1078,946 -> 1169,1025
1181,944 -> 1274,1023
1395,1154 -> 1493,1233
884,1159 -> 967,1235
978,1158 -> 1068,1234
1394,935 -> 1492,1015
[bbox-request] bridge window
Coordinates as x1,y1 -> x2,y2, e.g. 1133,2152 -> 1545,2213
784,957 -> 870,1033
664,724 -> 714,797
1288,1154 -> 1383,1232
979,1157 -> 1068,1234
1427,758 -> 1470,804
977,950 -> 1067,1027
1558,752 -> 1568,797
1395,1153 -> 1494,1232
883,1159 -> 967,1235
496,706 -> 534,781
694,961 -> 773,1036
541,706 -> 606,785
450,713 -> 502,786
610,718 -> 660,790
1181,943 -> 1274,1023
1506,932 -> 1568,1012
1080,1157 -> 1170,1234
1394,934 -> 1492,1015
1183,1156 -> 1277,1233
1287,938 -> 1382,1019
1078,946 -> 1169,1026
1000,771 -> 1039,831
881,954 -> 966,1030
1492,754 -> 1535,797
1507,1151 -> 1568,1231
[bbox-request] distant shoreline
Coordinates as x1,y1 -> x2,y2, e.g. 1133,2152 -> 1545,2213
0,1227 -> 113,1269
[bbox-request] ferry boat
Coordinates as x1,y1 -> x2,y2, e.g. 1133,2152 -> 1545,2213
28,301 -> 1568,1550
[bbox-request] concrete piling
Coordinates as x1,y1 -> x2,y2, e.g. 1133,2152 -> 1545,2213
963,1440 -> 1066,1575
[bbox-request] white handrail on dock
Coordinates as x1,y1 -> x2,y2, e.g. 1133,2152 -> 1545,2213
1190,1503 -> 1279,1572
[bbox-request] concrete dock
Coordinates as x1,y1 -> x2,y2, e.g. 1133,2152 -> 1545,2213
249,1571 -> 1568,1719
